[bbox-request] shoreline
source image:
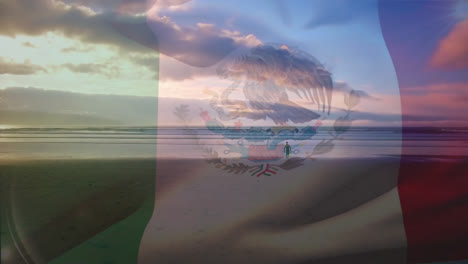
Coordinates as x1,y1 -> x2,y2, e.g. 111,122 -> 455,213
2,153 -> 467,166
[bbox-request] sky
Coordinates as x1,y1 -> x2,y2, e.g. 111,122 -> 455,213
379,0 -> 468,127
0,0 -> 466,126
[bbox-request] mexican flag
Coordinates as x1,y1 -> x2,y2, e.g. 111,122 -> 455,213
2,0 -> 467,263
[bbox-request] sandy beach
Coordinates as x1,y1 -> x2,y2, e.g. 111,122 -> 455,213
1,156 -> 403,263
2,155 -> 467,263
2,158 -> 156,263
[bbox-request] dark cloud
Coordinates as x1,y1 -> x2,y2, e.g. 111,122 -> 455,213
143,16 -> 260,67
130,53 -> 229,81
62,0 -> 190,13
157,5 -> 284,44
303,0 -> 375,29
63,0 -> 144,13
0,0 -> 258,68
0,57 -> 47,75
0,0 -> 155,53
61,63 -> 120,78
127,54 -> 159,79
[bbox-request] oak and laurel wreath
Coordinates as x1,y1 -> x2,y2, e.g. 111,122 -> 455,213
173,90 -> 360,176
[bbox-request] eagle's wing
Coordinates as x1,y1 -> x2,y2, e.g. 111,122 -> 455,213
282,57 -> 334,113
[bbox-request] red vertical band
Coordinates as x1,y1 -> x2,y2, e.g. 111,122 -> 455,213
379,0 -> 468,262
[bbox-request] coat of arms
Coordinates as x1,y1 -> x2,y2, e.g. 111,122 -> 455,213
174,44 -> 360,177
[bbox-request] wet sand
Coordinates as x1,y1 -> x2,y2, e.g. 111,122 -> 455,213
1,156 -> 466,263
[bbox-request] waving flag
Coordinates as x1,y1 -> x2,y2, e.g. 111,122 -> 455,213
380,0 -> 468,262
1,0 -> 467,264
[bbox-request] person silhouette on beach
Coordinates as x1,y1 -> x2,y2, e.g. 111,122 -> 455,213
284,141 -> 291,159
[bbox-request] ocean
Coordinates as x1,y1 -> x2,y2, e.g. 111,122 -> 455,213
1,126 -> 467,161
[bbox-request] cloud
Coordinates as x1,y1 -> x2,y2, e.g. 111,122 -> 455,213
128,54 -> 159,78
303,0 -> 375,29
402,82 -> 468,95
334,81 -> 379,100
63,0 -> 190,13
61,46 -> 94,53
142,15 -> 262,67
431,19 -> 468,70
0,87 -> 379,127
0,0 -> 155,53
61,63 -> 120,78
156,4 -> 283,44
155,45 -> 383,101
5,85 -> 464,127
342,82 -> 468,127
63,0 -> 147,13
127,53 -> 209,81
131,54 -> 215,81
400,83 -> 468,126
138,44 -> 338,83
0,57 -> 47,75
0,0 -> 261,68
275,0 -> 292,27
0,86 -> 157,125
348,110 -> 400,123
22,41 -> 35,48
